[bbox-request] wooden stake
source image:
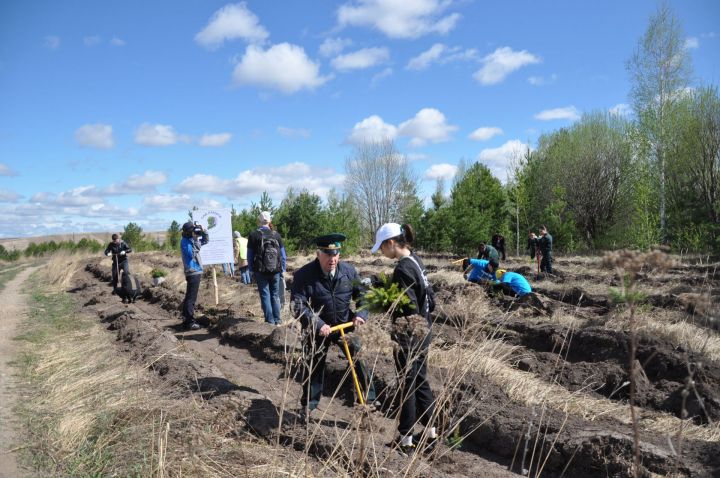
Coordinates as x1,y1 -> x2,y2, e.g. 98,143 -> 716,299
212,266 -> 219,305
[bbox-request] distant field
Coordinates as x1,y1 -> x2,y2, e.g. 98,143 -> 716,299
0,231 -> 166,251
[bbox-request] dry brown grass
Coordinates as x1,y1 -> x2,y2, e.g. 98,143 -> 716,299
17,263 -> 318,477
44,251 -> 95,290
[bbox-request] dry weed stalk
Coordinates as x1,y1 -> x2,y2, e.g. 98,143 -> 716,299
603,248 -> 674,478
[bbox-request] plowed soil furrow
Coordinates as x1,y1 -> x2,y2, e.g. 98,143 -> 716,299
79,261 -> 517,477
75,256 -> 720,477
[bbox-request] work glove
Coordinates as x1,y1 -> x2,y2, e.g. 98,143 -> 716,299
120,251 -> 126,255
106,252 -> 111,257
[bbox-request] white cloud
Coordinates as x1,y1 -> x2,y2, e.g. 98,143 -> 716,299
110,36 -> 126,46
398,108 -> 457,146
277,126 -> 310,139
477,139 -> 531,180
347,108 -> 455,146
371,67 -> 393,86
406,152 -> 428,161
0,189 -> 20,202
701,32 -> 716,39
425,163 -> 457,180
83,35 -> 101,46
685,37 -> 699,49
337,0 -> 461,39
104,171 -> 167,195
21,186 -> 139,223
135,123 -> 182,146
331,47 -> 389,71
44,35 -> 60,49
175,162 -> 344,199
527,73 -> 557,86
0,164 -> 17,176
406,43 -> 445,70
406,43 -> 477,70
474,46 -> 540,85
469,126 -> 503,141
142,194 -> 192,212
444,47 -> 478,63
195,2 -> 269,49
347,115 -> 398,144
534,106 -> 581,121
75,123 -> 114,149
233,43 -> 331,94
609,103 -> 632,117
199,133 -> 232,147
319,37 -> 353,57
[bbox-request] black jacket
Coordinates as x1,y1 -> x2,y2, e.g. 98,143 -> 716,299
478,244 -> 500,264
104,241 -> 132,263
392,252 -> 432,323
291,259 -> 368,333
538,233 -> 553,256
491,234 -> 505,251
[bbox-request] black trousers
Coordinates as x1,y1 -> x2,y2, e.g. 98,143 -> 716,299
493,282 -> 518,297
392,328 -> 435,437
540,253 -> 553,273
301,331 -> 376,410
111,259 -> 129,285
182,274 -> 202,322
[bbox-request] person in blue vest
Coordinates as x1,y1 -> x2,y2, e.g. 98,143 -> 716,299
180,221 -> 209,330
291,233 -> 376,419
493,269 -> 532,297
463,257 -> 497,283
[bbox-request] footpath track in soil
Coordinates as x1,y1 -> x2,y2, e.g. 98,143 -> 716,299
72,253 -> 720,477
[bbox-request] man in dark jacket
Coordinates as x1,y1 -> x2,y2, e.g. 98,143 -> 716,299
477,242 -> 500,269
104,233 -> 132,287
491,233 -> 506,260
291,233 -> 376,416
538,225 -> 553,273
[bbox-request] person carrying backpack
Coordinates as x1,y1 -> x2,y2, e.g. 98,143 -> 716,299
371,223 -> 438,455
247,211 -> 287,325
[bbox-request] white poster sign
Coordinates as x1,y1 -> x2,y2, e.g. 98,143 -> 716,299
196,208 -> 234,266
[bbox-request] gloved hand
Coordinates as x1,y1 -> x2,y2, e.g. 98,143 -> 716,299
106,252 -> 111,257
120,251 -> 126,255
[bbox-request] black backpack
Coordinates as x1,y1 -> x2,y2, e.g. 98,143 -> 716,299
403,255 -> 436,314
254,229 -> 282,273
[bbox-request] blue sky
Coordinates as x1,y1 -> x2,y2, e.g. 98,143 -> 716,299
0,0 -> 718,238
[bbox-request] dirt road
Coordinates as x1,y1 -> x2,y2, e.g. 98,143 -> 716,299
0,266 -> 37,478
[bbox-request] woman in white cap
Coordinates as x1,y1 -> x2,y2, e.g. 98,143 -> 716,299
371,223 -> 437,455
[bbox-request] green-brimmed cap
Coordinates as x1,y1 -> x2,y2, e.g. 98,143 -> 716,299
315,233 -> 346,255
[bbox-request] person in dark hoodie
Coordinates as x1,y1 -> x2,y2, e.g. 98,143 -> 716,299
538,225 -> 553,274
291,233 -> 376,419
371,223 -> 437,455
180,221 -> 208,330
104,233 -> 132,287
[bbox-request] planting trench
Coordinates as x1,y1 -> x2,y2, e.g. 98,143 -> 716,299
73,255 -> 720,476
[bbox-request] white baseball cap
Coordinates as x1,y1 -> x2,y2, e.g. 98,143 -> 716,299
258,211 -> 272,224
371,223 -> 402,253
